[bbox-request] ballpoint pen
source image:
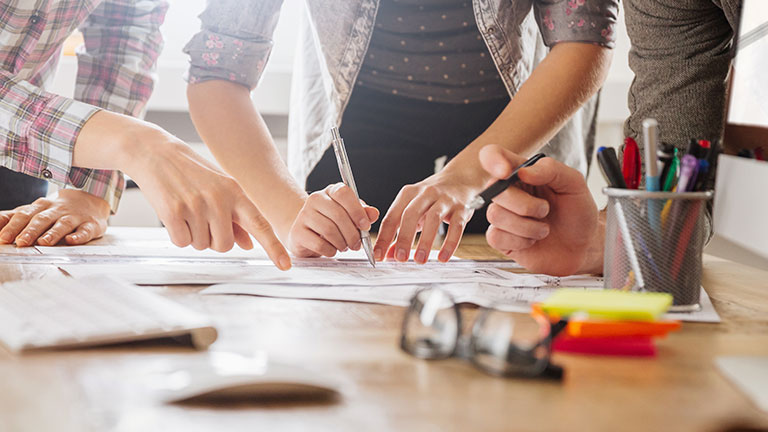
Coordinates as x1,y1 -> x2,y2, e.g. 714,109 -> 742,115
466,153 -> 545,210
622,138 -> 641,189
330,127 -> 376,268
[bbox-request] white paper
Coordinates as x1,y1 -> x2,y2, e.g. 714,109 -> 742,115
201,283 -> 720,323
61,260 -> 529,286
717,356 -> 768,413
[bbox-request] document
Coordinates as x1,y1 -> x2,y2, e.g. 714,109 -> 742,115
61,260 -> 528,286
201,283 -> 720,323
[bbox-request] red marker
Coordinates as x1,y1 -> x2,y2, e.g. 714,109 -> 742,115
622,137 -> 642,189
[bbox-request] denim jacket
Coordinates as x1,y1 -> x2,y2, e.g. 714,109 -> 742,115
185,0 -> 618,185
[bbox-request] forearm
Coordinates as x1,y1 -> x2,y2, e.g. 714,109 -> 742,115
187,80 -> 306,238
445,43 -> 612,187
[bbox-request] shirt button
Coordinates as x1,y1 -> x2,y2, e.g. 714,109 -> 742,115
41,169 -> 52,179
30,14 -> 41,24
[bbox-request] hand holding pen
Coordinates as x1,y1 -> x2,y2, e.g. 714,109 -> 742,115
479,145 -> 601,276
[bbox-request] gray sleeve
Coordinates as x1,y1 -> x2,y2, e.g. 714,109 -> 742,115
533,0 -> 619,48
622,0 -> 740,237
183,0 -> 284,89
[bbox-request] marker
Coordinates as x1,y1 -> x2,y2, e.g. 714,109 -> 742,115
642,119 -> 661,233
467,153 -> 546,210
597,146 -> 627,189
662,149 -> 680,192
677,155 -> 699,193
622,138 -> 641,189
657,143 -> 675,190
643,119 -> 661,191
692,160 -> 710,192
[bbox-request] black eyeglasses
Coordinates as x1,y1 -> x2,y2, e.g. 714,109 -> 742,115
400,287 -> 567,380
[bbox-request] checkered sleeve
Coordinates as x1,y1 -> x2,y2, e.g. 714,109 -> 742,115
183,0 -> 283,89
72,0 -> 169,212
0,70 -> 101,196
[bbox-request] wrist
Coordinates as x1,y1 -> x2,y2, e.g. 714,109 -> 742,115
577,210 -> 606,275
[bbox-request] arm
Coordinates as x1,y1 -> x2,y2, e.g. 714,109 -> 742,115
0,0 -> 168,246
374,42 -> 613,264
185,1 -> 377,258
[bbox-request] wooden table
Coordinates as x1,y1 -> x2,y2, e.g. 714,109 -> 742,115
1,230 -> 767,432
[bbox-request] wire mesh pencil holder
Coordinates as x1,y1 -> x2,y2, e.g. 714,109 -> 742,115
603,188 -> 714,313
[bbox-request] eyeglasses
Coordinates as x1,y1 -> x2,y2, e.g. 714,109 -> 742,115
400,287 -> 567,380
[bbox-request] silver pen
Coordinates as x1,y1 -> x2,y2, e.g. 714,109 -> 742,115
330,127 -> 376,268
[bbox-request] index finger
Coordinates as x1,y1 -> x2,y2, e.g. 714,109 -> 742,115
373,186 -> 418,261
233,199 -> 291,271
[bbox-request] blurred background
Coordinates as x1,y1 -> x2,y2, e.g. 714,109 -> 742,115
51,0 -> 634,226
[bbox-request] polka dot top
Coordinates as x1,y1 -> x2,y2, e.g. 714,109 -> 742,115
357,0 -> 507,104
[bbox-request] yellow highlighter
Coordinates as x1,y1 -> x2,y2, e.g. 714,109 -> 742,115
540,289 -> 673,322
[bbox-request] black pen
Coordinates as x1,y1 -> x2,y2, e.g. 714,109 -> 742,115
597,146 -> 627,189
466,153 -> 546,210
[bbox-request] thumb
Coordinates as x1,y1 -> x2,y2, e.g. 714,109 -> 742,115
478,144 -> 528,180
365,206 -> 380,223
517,157 -> 586,194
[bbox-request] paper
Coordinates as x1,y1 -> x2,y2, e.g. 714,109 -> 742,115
61,260 -> 529,286
201,283 -> 720,323
716,356 -> 768,413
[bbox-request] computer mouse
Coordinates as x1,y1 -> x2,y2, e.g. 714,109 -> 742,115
155,352 -> 345,404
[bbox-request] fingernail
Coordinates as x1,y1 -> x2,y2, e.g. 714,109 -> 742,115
358,218 -> 370,230
17,233 -> 31,245
278,255 -> 292,271
374,247 -> 383,261
415,250 -> 427,264
0,233 -> 10,243
538,226 -> 550,239
353,241 -> 362,250
395,248 -> 408,262
538,204 -> 550,218
438,250 -> 450,262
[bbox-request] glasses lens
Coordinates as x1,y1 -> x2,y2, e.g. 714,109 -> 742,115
470,309 -> 552,377
401,288 -> 460,359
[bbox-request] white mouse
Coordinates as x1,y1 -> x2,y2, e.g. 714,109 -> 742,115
154,352 -> 345,404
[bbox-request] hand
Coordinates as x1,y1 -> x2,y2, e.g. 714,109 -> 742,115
0,190 -> 110,247
374,172 -> 476,264
479,145 -> 601,276
123,135 -> 292,270
287,183 -> 379,257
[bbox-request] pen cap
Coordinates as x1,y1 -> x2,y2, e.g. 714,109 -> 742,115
642,119 -> 659,177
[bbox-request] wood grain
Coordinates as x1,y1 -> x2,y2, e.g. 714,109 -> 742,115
0,232 -> 767,432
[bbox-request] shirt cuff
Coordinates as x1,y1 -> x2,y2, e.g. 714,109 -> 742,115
537,1 -> 618,49
184,30 -> 272,89
26,94 -> 124,212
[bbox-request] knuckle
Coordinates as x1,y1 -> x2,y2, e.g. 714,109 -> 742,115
248,214 -> 273,233
58,215 -> 77,228
188,193 -> 207,213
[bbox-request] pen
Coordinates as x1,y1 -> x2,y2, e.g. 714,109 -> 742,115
466,153 -> 545,210
677,155 -> 699,193
662,149 -> 679,192
642,119 -> 661,233
622,138 -> 641,189
643,119 -> 661,192
597,147 -> 627,189
657,143 -> 675,190
330,127 -> 376,268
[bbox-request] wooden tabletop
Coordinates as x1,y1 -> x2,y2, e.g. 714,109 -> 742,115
1,230 -> 767,432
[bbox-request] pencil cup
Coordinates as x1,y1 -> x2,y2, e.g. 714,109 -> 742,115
602,188 -> 714,312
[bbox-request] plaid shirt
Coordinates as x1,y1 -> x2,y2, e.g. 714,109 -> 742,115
0,0 -> 168,211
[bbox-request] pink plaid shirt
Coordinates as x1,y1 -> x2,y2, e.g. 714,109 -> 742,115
0,0 -> 168,211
